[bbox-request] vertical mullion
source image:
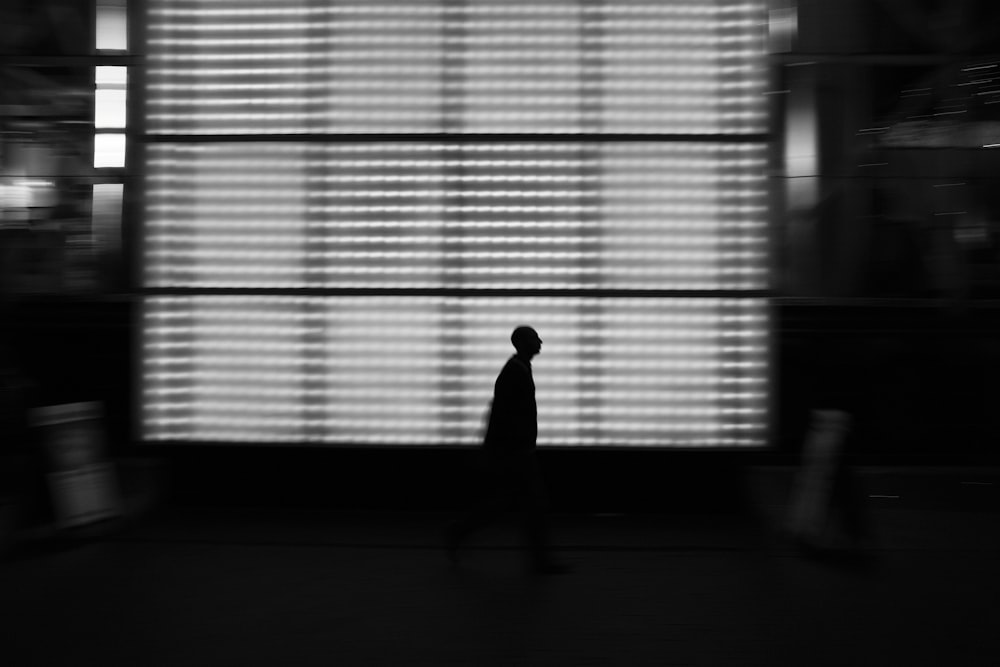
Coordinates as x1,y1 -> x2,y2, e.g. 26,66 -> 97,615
579,0 -> 604,445
440,0 -> 467,444
301,2 -> 330,441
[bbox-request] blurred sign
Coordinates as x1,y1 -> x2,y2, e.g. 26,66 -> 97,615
880,121 -> 1000,148
47,464 -> 121,529
787,410 -> 851,546
31,402 -> 122,529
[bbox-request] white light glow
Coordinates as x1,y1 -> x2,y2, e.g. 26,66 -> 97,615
95,88 -> 127,129
96,66 -> 128,85
97,1 -> 128,51
94,134 -> 126,168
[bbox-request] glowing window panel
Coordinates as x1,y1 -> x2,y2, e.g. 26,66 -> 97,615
96,67 -> 128,129
141,0 -> 772,449
93,183 -> 124,255
144,142 -> 768,290
600,2 -> 768,134
97,0 -> 128,51
145,0 -> 767,135
94,133 -> 126,168
143,296 -> 770,447
144,143 -> 311,287
459,1 -> 583,133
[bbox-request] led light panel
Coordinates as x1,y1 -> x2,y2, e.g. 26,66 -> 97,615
144,142 -> 768,290
141,0 -> 772,448
143,296 -> 769,446
145,0 -> 767,134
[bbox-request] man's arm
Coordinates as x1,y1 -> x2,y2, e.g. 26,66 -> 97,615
491,361 -> 535,448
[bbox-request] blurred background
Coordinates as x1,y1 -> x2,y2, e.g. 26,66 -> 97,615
2,0 -> 1000,519
4,6 -> 1000,665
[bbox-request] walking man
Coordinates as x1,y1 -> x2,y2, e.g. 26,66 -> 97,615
447,326 -> 569,574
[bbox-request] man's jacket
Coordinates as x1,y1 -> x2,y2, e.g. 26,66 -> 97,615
483,355 -> 537,452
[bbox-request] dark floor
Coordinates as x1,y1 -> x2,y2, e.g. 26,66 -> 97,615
2,467 -> 998,667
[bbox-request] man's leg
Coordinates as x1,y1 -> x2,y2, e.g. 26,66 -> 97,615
446,456 -> 508,564
516,452 -> 569,573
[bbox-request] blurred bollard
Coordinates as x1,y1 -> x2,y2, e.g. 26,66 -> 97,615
30,402 -> 123,531
787,409 -> 852,550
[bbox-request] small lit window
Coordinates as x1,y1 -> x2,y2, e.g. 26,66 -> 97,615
94,134 -> 126,168
93,183 -> 124,251
97,0 -> 128,51
96,66 -> 128,129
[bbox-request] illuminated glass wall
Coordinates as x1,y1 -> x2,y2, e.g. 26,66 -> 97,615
141,0 -> 771,447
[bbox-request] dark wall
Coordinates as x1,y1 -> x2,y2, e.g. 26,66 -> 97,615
776,300 -> 1000,463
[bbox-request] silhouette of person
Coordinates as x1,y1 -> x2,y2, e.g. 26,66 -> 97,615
446,326 -> 569,574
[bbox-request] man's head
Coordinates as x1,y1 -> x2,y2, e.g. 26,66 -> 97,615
511,326 -> 542,359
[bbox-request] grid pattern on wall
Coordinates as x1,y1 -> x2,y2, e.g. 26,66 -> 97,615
141,0 -> 771,447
